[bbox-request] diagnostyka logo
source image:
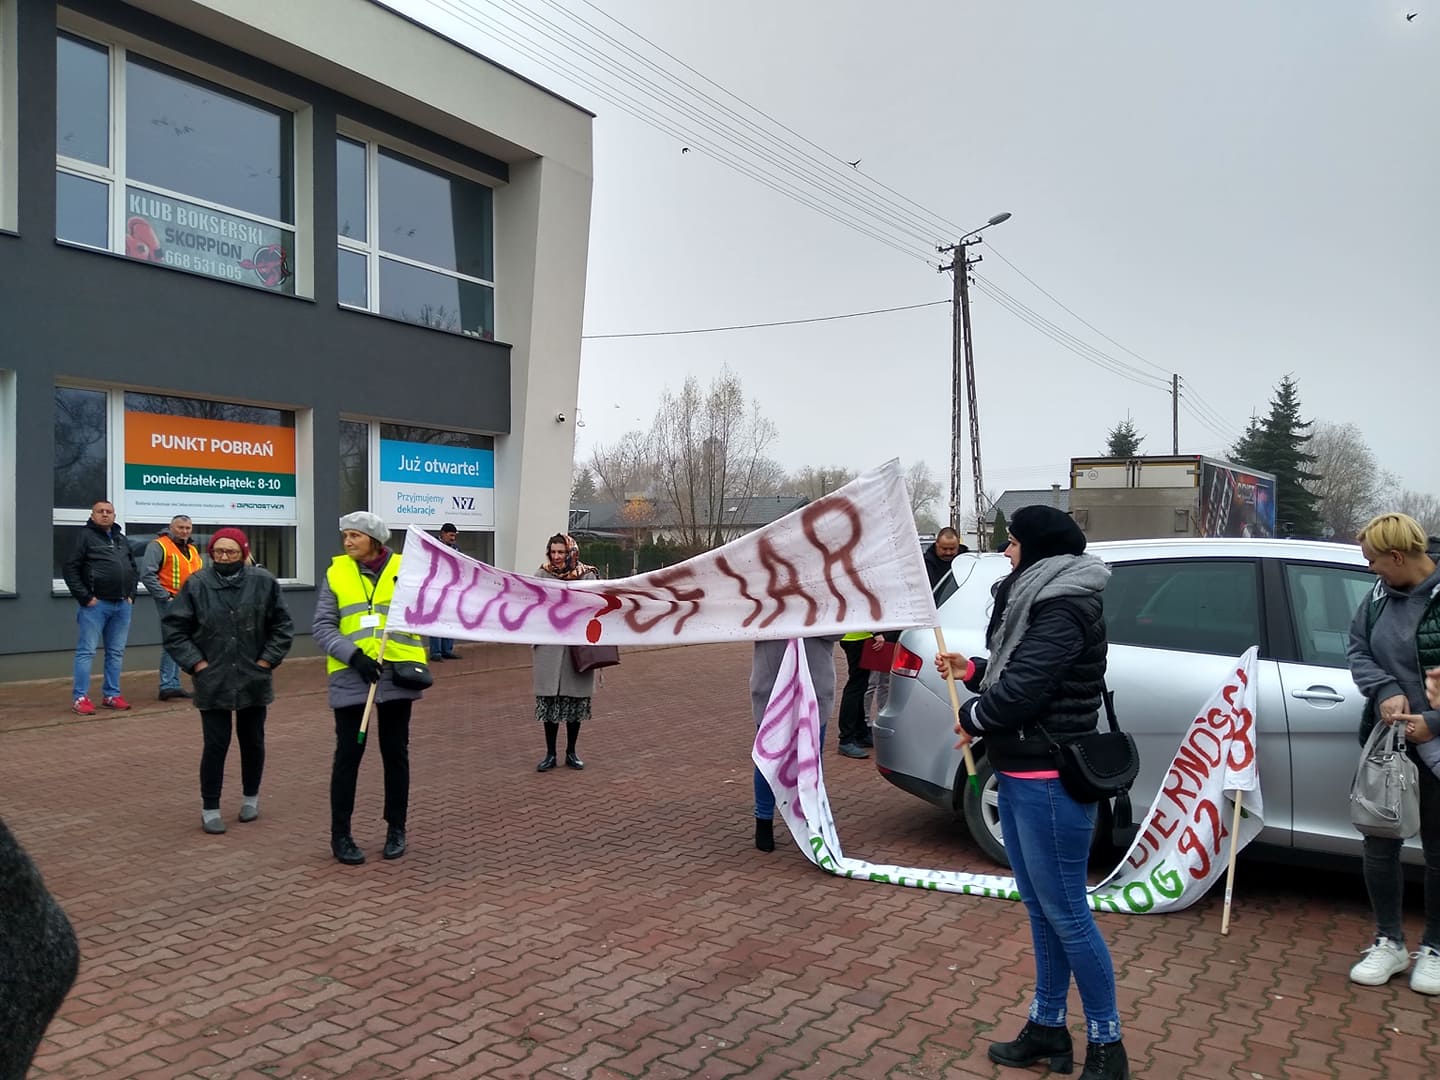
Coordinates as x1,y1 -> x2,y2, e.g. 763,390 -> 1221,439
240,245 -> 291,289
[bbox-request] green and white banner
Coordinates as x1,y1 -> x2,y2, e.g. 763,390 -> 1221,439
753,644 -> 1262,914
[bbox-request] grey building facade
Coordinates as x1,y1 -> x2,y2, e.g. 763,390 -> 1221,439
0,0 -> 594,680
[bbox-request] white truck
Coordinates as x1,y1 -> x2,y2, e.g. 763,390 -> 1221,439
1069,455 -> 1277,541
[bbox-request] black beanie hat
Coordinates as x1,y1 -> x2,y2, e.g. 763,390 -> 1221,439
1008,505 -> 1086,571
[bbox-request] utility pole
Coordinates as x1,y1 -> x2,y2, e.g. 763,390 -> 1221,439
938,213 -> 1010,546
1171,373 -> 1180,454
941,246 -> 965,531
958,243 -> 987,550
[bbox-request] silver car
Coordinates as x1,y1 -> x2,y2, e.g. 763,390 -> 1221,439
874,537 -> 1412,868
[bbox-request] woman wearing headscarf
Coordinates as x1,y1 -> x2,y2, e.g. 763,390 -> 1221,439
533,533 -> 598,772
934,505 -> 1125,1080
312,512 -> 427,865
162,528 -> 294,834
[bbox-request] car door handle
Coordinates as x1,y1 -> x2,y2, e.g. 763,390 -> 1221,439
1291,687 -> 1346,704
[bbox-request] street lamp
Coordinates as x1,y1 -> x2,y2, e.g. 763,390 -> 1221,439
939,211 -> 1011,544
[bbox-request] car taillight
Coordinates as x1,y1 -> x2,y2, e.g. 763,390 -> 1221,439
892,643 -> 924,678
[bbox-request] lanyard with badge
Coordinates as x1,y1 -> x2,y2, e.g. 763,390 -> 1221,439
356,557 -> 388,631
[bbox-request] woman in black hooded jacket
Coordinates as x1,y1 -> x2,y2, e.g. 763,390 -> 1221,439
936,505 -> 1126,1080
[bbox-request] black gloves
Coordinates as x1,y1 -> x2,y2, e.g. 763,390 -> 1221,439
347,651 -> 382,684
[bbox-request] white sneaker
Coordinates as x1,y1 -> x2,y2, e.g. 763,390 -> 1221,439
1411,945 -> 1440,995
1350,937 -> 1410,986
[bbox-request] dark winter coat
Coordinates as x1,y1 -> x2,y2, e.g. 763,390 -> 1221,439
923,541 -> 967,589
162,566 -> 294,712
0,817 -> 79,1080
957,570 -> 1109,772
62,520 -> 139,605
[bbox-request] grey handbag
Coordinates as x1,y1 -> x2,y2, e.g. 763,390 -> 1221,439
1350,720 -> 1420,839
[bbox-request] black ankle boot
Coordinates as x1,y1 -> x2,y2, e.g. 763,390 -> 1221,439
755,818 -> 775,852
1078,1039 -> 1127,1080
331,835 -> 365,866
383,826 -> 406,860
988,1022 -> 1073,1073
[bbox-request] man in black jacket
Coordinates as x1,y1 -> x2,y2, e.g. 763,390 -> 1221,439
61,500 -> 139,715
923,527 -> 967,590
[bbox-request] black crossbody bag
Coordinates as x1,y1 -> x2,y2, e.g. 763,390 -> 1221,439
1037,686 -> 1139,805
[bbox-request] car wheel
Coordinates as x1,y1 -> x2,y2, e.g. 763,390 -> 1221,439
960,757 -> 1009,867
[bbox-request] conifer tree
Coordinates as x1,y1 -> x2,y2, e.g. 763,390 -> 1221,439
1103,416 -> 1144,457
1228,376 -> 1322,536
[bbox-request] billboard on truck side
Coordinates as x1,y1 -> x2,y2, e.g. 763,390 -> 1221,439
1198,459 -> 1276,538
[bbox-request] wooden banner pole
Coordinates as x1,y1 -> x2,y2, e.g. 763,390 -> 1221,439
933,628 -> 980,793
356,623 -> 392,745
1220,790 -> 1246,935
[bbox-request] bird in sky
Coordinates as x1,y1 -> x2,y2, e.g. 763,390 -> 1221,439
846,158 -> 861,169
1406,11 -> 1418,20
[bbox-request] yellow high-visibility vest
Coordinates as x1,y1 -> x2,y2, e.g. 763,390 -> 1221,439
156,535 -> 203,596
324,553 -> 427,675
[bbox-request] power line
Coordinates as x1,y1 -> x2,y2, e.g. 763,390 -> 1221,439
424,0 -> 939,266
415,0 -> 1256,438
560,0 -> 965,243
983,244 -> 1174,379
970,276 -> 1171,391
486,0 -> 942,248
583,299 -> 948,339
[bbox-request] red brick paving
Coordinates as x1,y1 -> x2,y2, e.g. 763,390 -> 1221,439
2,641 -> 1437,1079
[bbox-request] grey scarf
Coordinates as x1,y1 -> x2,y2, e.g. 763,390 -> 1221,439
980,553 -> 1111,691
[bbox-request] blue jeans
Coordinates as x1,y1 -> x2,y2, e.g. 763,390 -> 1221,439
754,723 -> 826,820
997,773 -> 1121,1044
154,597 -> 182,692
74,600 -> 133,700
429,636 -> 455,658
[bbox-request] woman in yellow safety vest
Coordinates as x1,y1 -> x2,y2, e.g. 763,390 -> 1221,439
312,511 -> 427,866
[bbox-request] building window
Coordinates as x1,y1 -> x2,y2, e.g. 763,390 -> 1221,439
339,419 -> 369,516
340,419 -> 496,560
52,387 -> 306,584
336,135 -> 495,338
55,31 -> 296,294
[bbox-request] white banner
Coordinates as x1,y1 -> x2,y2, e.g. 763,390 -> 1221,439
389,460 -> 937,645
753,642 -> 1264,915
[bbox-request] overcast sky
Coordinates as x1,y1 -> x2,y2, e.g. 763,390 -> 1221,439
387,0 -> 1438,512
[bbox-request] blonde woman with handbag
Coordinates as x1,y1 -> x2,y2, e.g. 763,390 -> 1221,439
1346,513 -> 1440,993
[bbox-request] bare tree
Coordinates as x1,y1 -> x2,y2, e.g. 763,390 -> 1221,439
747,456 -> 789,497
785,466 -> 857,501
1395,491 -> 1440,535
1303,421 -> 1395,539
587,431 -> 650,503
905,461 -> 942,528
648,368 -> 778,551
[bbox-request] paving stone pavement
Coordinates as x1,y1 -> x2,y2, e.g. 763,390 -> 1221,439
2,641 -> 1437,1080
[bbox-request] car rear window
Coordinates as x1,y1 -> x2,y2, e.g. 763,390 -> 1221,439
1105,559 -> 1261,656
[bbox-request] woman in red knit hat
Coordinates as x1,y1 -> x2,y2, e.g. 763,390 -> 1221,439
161,527 -> 294,834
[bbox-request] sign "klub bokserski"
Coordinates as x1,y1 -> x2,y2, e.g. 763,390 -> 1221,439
124,188 -> 293,293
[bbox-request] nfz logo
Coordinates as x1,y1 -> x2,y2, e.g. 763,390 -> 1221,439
450,496 -> 475,510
